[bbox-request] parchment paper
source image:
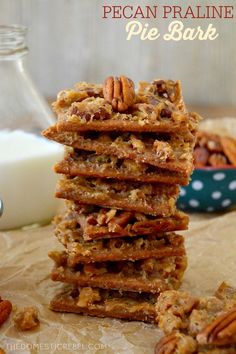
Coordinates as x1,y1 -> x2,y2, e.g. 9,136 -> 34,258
0,211 -> 236,354
0,118 -> 236,354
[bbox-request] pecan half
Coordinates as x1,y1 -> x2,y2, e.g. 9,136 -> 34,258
0,297 -> 12,326
155,333 -> 197,354
193,147 -> 209,167
208,153 -> 228,167
221,136 -> 236,165
196,308 -> 236,346
103,75 -> 135,112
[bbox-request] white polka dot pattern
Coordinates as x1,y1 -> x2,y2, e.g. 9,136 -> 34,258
189,199 -> 199,207
207,207 -> 214,212
229,181 -> 236,190
178,170 -> 236,212
213,173 -> 226,181
211,191 -> 222,200
222,199 -> 231,207
180,188 -> 186,196
192,180 -> 203,191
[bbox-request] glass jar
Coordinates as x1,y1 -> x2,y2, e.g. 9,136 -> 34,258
0,25 -> 63,230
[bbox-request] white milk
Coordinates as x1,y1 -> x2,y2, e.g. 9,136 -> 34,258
0,130 -> 64,230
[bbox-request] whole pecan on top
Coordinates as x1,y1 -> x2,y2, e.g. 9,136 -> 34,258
196,308 -> 236,346
103,75 -> 135,112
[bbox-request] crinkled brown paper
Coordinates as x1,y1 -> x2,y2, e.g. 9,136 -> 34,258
0,118 -> 236,354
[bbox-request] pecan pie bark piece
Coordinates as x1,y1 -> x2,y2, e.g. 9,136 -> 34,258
44,127 -> 194,174
60,235 -> 186,265
55,150 -> 190,185
54,217 -> 186,263
51,79 -> 200,134
155,290 -> 199,334
55,176 -> 179,216
52,82 -> 103,113
56,205 -> 188,241
55,103 -> 199,135
50,286 -> 157,323
50,252 -> 187,294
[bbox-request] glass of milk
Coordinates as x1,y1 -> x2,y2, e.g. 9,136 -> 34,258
0,25 -> 63,229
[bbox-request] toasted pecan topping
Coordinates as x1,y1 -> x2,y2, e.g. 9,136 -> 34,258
103,75 -> 135,112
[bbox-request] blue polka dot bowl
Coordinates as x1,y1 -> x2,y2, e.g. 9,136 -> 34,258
177,167 -> 236,212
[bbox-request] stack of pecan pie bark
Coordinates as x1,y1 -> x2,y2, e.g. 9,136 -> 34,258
43,75 -> 200,323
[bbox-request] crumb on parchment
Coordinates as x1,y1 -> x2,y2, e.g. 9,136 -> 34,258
13,306 -> 39,331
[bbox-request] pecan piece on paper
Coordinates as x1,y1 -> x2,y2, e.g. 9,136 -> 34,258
0,297 -> 12,326
196,308 -> 236,346
13,306 -> 40,331
155,332 -> 197,354
103,75 -> 135,112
